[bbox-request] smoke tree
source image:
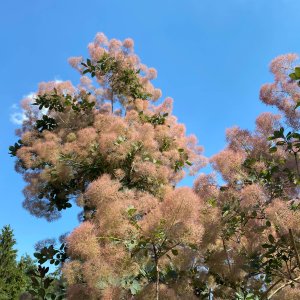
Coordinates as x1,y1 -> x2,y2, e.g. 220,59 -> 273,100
191,54 -> 300,299
10,33 -> 207,299
10,32 -> 300,299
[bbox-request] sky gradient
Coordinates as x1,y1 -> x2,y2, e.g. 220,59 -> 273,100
1,0 -> 300,257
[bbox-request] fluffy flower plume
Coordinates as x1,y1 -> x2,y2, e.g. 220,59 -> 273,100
259,53 -> 300,129
66,221 -> 100,259
140,187 -> 204,244
210,149 -> 246,182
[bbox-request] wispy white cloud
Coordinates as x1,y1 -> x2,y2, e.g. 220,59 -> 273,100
54,77 -> 63,84
10,112 -> 28,125
11,103 -> 18,110
9,78 -> 63,125
9,92 -> 36,125
24,92 -> 36,101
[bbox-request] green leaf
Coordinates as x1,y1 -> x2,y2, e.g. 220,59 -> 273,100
38,288 -> 46,298
44,277 -> 52,289
29,290 -> 38,296
294,177 -> 300,185
31,276 -> 39,287
185,160 -> 192,166
295,67 -> 300,77
269,146 -> 277,153
268,234 -> 275,244
171,249 -> 178,256
207,197 -> 217,207
292,132 -> 300,139
223,210 -> 229,217
289,72 -> 297,80
127,206 -> 137,217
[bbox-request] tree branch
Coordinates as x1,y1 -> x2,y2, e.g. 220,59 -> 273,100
267,275 -> 300,299
222,238 -> 232,274
289,228 -> 300,270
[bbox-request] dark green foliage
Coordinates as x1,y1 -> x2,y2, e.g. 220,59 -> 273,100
138,111 -> 168,126
289,68 -> 300,109
174,148 -> 192,172
19,254 -> 37,293
268,127 -> 300,155
243,157 -> 290,199
81,54 -> 151,101
27,244 -> 68,300
0,225 -> 66,299
33,243 -> 68,266
9,139 -> 23,157
286,67 -> 300,114
33,90 -> 96,133
33,89 -> 95,114
235,290 -> 260,300
0,225 -> 27,299
27,265 -> 65,300
260,234 -> 296,285
289,66 -> 300,85
268,126 -> 300,184
36,115 -> 58,132
33,89 -> 66,112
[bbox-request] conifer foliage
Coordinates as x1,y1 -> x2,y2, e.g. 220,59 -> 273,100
0,225 -> 26,299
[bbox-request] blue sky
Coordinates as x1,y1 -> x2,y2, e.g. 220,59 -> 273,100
1,0 -> 300,257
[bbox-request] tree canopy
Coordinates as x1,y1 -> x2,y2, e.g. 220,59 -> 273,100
9,33 -> 300,299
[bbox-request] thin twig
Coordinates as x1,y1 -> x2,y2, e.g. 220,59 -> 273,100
152,244 -> 160,300
289,228 -> 300,269
293,152 -> 300,178
222,238 -> 232,274
267,275 -> 300,299
263,266 -> 297,299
